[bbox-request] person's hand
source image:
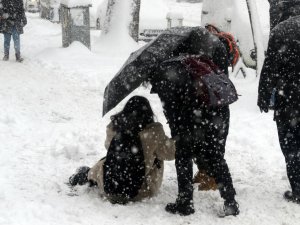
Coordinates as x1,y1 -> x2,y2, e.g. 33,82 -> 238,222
258,95 -> 271,113
259,106 -> 269,113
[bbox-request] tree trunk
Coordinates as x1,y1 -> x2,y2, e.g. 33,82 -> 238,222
103,0 -> 141,42
129,0 -> 141,42
103,0 -> 116,35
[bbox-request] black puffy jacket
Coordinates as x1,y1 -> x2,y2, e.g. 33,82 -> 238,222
269,0 -> 300,30
258,15 -> 300,119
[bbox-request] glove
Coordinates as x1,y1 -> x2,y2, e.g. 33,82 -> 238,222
258,95 -> 270,113
259,105 -> 269,113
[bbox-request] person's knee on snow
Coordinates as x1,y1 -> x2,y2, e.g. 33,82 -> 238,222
69,96 -> 176,205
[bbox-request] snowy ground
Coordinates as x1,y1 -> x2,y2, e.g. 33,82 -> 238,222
0,3 -> 300,225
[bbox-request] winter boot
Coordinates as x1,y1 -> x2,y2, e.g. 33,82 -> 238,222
69,166 -> 90,186
15,52 -> 24,63
284,190 -> 300,204
221,199 -> 240,217
165,197 -> 195,216
3,54 -> 9,61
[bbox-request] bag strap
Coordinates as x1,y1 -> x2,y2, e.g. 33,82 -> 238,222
183,56 -> 221,78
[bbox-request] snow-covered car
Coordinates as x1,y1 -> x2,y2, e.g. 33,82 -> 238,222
25,0 -> 40,13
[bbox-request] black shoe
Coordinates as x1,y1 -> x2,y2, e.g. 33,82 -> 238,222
284,190 -> 300,204
69,166 -> 90,186
15,53 -> 24,63
222,200 -> 240,217
165,198 -> 195,216
3,54 -> 9,61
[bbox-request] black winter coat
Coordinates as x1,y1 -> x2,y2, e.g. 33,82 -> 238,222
269,0 -> 300,30
0,0 -> 27,34
258,15 -> 300,120
150,27 -> 229,137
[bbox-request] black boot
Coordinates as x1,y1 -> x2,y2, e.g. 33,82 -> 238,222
165,197 -> 195,216
15,52 -> 24,63
3,54 -> 9,61
284,190 -> 300,204
221,199 -> 240,217
69,166 -> 90,186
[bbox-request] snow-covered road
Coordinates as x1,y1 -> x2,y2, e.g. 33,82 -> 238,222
0,10 -> 299,225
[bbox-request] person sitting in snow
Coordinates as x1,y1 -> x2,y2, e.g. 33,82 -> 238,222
0,0 -> 27,62
258,0 -> 300,204
69,96 -> 176,204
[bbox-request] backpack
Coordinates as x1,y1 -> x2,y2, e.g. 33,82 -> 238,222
162,55 -> 238,107
103,131 -> 145,203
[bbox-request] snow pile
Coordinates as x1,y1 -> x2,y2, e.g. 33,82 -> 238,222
95,0 -> 138,54
140,0 -> 169,30
166,12 -> 184,19
140,0 -> 202,30
35,41 -> 96,71
201,0 -> 233,31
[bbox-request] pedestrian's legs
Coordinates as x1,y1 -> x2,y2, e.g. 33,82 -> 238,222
3,33 -> 11,58
11,27 -> 23,62
165,134 -> 195,216
11,27 -> 21,55
194,106 -> 239,216
196,149 -> 236,200
196,106 -> 236,200
277,117 -> 300,194
175,138 -> 194,201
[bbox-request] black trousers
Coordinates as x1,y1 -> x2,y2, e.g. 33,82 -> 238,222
276,110 -> 300,194
174,106 -> 236,202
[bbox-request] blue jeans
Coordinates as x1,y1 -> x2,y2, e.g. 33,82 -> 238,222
4,27 -> 20,55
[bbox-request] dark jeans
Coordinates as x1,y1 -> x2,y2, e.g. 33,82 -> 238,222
174,106 -> 236,202
276,112 -> 300,194
3,27 -> 20,55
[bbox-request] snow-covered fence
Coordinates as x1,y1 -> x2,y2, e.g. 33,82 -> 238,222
61,0 -> 92,49
139,29 -> 164,42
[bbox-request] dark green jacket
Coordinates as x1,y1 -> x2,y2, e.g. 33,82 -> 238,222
0,0 -> 27,34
